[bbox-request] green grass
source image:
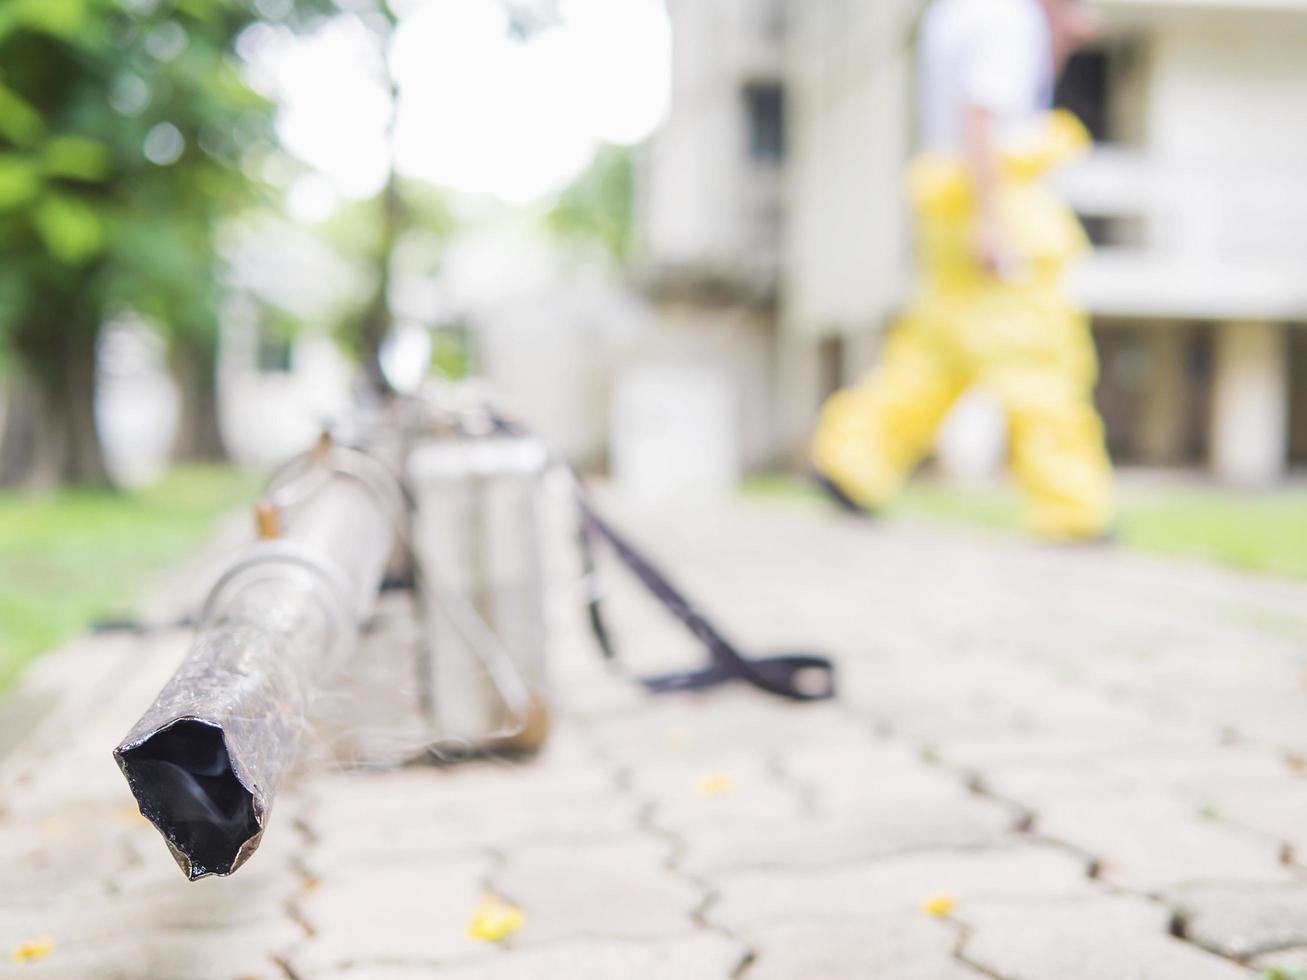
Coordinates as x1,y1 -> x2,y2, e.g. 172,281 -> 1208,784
743,474 -> 1307,580
0,466 -> 257,688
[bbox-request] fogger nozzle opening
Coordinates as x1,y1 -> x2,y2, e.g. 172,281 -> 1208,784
115,719 -> 261,880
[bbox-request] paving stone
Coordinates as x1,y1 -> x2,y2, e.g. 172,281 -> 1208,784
629,753 -> 804,830
6,497 -> 1307,979
677,796 -> 1018,874
979,753 -> 1295,813
103,851 -> 304,930
494,839 -> 703,944
1251,946 -> 1307,975
297,933 -> 748,980
313,792 -> 641,867
0,803 -> 136,908
709,845 -> 1093,930
302,754 -> 615,814
0,916 -> 301,980
846,658 -> 1052,741
3,750 -> 144,824
740,916 -> 982,980
306,778 -> 640,869
1207,782 -> 1307,860
780,740 -> 969,815
1036,795 -> 1293,891
940,732 -> 1282,797
588,692 -> 869,767
0,633 -> 140,762
1231,705 -> 1307,755
551,672 -> 651,719
289,856 -> 495,973
959,895 -> 1253,980
1170,882 -> 1307,959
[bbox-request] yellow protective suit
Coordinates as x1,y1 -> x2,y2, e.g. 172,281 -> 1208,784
811,110 -> 1113,540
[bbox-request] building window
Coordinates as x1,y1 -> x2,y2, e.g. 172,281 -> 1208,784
1055,40 -> 1146,146
1055,48 -> 1109,142
257,331 -> 292,373
818,334 -> 846,400
1290,328 -> 1307,464
744,83 -> 785,163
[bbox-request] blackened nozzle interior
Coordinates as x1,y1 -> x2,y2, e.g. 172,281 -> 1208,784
115,719 -> 260,880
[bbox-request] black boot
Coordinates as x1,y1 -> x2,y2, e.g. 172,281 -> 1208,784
809,470 -> 875,518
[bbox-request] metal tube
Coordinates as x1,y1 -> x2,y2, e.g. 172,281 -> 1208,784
114,449 -> 400,880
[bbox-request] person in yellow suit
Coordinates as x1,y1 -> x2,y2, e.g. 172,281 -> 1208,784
811,0 -> 1113,540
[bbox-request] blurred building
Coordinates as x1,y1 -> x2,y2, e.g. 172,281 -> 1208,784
628,0 -> 788,493
636,0 -> 1307,487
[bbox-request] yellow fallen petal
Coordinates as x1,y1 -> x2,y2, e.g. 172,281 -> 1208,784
694,770 -> 735,797
11,937 -> 54,964
920,893 -> 956,918
466,895 -> 524,942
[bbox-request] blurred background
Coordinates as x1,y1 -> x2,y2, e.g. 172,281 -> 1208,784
1,0 -> 1305,686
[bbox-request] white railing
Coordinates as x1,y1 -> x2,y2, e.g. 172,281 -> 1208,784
1055,148 -> 1307,320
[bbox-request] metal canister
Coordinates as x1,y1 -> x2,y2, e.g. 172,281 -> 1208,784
407,431 -> 551,753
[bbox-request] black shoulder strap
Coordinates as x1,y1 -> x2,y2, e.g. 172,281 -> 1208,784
487,407 -> 835,702
575,491 -> 836,702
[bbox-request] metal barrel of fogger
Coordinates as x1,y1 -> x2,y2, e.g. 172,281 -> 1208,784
113,443 -> 402,880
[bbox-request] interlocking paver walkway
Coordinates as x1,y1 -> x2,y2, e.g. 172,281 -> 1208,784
4,499 -> 1307,978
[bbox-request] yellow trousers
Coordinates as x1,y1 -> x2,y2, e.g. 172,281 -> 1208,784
811,112 -> 1114,540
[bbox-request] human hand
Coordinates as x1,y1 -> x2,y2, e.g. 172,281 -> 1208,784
971,213 -> 1010,277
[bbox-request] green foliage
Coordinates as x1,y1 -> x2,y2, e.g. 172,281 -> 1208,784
319,181 -> 458,274
0,85 -> 43,147
320,176 -> 459,366
0,0 -> 336,484
0,155 -> 40,209
0,0 -> 333,361
546,142 -> 635,261
33,194 -> 104,263
0,465 -> 258,688
429,328 -> 471,380
2,0 -> 91,39
42,135 -> 113,182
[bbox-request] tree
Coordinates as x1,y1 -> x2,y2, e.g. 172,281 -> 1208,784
0,0 -> 323,487
335,0 -> 402,397
318,2 -> 462,396
545,143 -> 635,262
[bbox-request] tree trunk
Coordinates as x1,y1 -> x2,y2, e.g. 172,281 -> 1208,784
0,371 -> 40,488
357,172 -> 402,398
358,39 -> 403,400
2,307 -> 113,489
170,337 -> 227,463
60,318 -> 111,486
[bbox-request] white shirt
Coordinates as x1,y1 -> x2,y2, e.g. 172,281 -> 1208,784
917,0 -> 1053,153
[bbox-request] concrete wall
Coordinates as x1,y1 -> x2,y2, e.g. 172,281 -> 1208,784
772,0 -> 916,451
631,0 -> 788,486
781,0 -> 914,341
611,302 -> 777,497
1144,16 -> 1307,264
637,0 -> 785,279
